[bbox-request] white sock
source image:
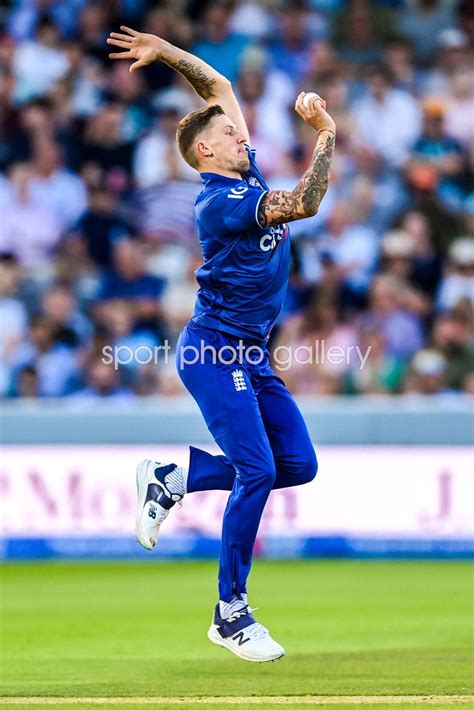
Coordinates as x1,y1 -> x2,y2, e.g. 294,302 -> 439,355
219,593 -> 248,619
164,466 -> 188,497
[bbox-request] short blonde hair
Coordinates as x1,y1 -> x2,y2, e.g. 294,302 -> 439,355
176,104 -> 224,168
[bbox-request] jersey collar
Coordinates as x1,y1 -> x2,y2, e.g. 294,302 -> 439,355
200,171 -> 245,187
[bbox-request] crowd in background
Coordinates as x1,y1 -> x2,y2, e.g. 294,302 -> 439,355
0,0 -> 473,401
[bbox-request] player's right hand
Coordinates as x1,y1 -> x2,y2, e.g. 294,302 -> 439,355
107,26 -> 165,72
294,92 -> 336,135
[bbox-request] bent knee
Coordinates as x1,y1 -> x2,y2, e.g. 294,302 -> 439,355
259,464 -> 277,489
297,448 -> 318,485
240,461 -> 277,491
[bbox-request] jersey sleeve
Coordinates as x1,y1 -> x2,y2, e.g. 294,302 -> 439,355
197,183 -> 267,236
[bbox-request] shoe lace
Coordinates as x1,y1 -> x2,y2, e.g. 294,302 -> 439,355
227,604 -> 255,622
246,623 -> 269,641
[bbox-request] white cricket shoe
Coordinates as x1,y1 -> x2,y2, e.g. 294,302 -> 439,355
135,459 -> 184,550
207,600 -> 285,663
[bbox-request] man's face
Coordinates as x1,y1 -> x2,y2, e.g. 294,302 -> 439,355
369,75 -> 389,101
424,114 -> 443,137
198,114 -> 250,174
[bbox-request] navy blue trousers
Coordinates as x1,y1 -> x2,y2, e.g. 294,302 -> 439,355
176,321 -> 318,601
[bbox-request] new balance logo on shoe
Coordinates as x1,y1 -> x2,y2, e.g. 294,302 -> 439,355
232,631 -> 250,646
148,504 -> 157,519
231,369 -> 247,392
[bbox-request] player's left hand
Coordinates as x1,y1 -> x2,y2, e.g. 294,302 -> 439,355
294,92 -> 336,134
107,26 -> 165,72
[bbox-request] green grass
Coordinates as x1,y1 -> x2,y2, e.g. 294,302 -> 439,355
0,702 -> 472,710
0,560 -> 473,705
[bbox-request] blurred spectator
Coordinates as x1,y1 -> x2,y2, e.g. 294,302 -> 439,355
95,238 -> 167,341
76,2 -> 111,65
403,163 -> 463,256
443,68 -> 474,153
70,184 -> 132,270
315,201 -> 378,306
344,326 -> 406,395
350,145 -> 409,232
304,41 -> 343,86
9,314 -> 80,397
8,0 -> 87,41
79,103 -> 133,184
0,162 -> 61,267
191,4 -> 250,83
383,36 -> 419,93
0,97 -> 53,170
0,254 -> 28,396
13,15 -> 70,102
403,348 -> 448,394
229,0 -> 273,41
379,230 -> 432,319
237,47 -> 295,155
353,64 -> 421,168
133,104 -> 197,188
108,61 -> 152,142
420,28 -> 471,97
135,179 -> 201,248
65,39 -> 105,119
360,274 -> 424,360
93,297 -> 163,396
274,295 -> 359,395
268,6 -> 313,83
139,7 -> 192,93
407,98 -> 467,209
131,90 -> 200,246
394,212 -> 442,296
161,254 -> 201,337
458,0 -> 474,45
398,0 -> 458,63
30,138 -> 88,230
332,0 -> 395,65
380,229 -> 417,281
41,283 -> 93,348
437,237 -> 474,311
68,358 -> 136,404
14,364 -> 40,398
0,173 -> 12,208
306,71 -> 353,157
431,311 -> 474,390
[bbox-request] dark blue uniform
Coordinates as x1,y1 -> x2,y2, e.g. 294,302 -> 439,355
193,146 -> 290,342
177,147 -> 317,602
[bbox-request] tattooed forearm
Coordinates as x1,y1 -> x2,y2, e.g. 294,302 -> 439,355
258,131 -> 335,227
174,59 -> 217,99
301,132 -> 335,214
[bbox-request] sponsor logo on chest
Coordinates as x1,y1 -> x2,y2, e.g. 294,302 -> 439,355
260,224 -> 287,252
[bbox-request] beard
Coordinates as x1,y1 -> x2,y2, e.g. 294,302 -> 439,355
235,153 -> 251,173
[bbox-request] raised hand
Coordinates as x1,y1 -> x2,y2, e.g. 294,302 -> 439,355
107,26 -> 164,72
294,92 -> 336,135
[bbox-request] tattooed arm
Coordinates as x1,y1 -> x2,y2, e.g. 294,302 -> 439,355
258,132 -> 335,226
258,93 -> 336,227
107,26 -> 250,142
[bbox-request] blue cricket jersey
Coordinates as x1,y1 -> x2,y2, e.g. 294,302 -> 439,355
192,145 -> 291,342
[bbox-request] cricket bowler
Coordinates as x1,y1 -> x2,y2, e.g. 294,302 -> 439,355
108,25 -> 336,663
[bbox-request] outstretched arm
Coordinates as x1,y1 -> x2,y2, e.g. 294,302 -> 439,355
107,26 -> 250,143
258,93 -> 336,227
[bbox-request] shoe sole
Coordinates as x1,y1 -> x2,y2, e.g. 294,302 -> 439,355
207,626 -> 285,663
135,459 -> 159,551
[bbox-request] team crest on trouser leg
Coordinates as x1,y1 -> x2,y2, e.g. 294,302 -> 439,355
231,369 -> 247,392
